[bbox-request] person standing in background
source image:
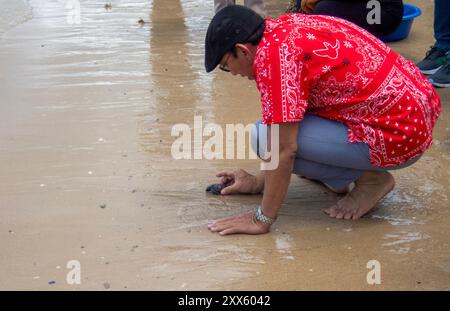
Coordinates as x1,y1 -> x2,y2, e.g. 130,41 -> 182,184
214,0 -> 265,17
287,0 -> 403,38
417,0 -> 450,88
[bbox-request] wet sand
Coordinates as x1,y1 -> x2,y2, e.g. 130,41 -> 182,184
0,0 -> 449,290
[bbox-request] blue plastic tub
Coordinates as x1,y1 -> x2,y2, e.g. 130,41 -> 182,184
380,3 -> 422,42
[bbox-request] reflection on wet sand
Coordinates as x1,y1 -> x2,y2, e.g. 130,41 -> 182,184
0,0 -> 449,290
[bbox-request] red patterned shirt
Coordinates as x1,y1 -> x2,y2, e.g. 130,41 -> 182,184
254,14 -> 441,167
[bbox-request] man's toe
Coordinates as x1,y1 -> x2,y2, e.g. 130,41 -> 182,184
326,205 -> 339,217
344,212 -> 353,220
335,211 -> 345,219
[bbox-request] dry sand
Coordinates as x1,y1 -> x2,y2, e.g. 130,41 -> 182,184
0,0 -> 449,290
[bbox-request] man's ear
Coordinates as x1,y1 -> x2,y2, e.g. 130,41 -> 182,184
235,43 -> 252,60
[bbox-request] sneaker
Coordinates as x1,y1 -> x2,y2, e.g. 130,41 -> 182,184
429,62 -> 450,88
417,46 -> 448,75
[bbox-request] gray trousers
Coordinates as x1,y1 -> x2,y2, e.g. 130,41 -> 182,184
214,0 -> 265,16
251,114 -> 420,189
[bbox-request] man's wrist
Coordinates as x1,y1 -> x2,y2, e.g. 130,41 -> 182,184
254,206 -> 277,225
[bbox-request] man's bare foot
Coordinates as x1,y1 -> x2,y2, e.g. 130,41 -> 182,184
297,175 -> 351,194
324,171 -> 395,220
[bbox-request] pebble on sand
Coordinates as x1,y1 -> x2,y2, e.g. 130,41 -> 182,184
103,282 -> 111,289
100,204 -> 106,209
131,245 -> 139,252
48,281 -> 56,285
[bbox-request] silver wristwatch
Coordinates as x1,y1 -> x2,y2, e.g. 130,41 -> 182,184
254,206 -> 277,225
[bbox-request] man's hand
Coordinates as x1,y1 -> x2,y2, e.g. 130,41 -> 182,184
208,211 -> 271,235
301,0 -> 321,13
216,169 -> 264,195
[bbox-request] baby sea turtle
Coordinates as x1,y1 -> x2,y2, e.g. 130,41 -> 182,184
206,183 -> 224,195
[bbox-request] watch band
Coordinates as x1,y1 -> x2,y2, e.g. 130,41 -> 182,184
254,206 -> 277,225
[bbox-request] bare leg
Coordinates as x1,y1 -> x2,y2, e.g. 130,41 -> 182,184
244,0 -> 266,17
324,171 -> 395,220
214,0 -> 236,14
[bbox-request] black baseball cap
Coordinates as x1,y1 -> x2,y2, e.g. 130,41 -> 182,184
204,5 -> 265,73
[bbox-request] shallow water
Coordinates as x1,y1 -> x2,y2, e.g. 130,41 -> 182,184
0,0 -> 33,38
0,0 -> 449,290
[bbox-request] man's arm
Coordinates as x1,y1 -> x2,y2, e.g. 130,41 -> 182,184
301,0 -> 322,13
260,122 -> 299,219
